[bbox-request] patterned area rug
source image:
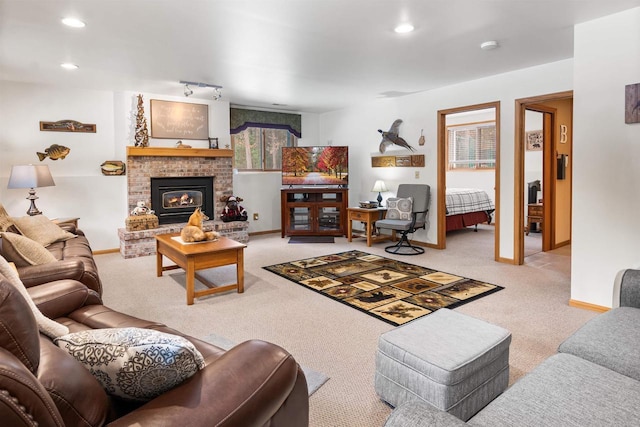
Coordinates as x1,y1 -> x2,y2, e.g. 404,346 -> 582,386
264,250 -> 504,326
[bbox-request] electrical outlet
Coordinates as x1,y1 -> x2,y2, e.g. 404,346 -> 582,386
415,171 -> 420,179
253,213 -> 259,220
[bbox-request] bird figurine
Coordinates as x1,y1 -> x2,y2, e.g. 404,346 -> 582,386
378,119 -> 415,153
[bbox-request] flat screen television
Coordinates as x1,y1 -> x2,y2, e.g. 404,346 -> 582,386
282,146 -> 348,186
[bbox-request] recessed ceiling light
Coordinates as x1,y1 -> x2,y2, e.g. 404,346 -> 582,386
394,23 -> 414,34
480,40 -> 499,50
60,63 -> 79,70
61,17 -> 86,28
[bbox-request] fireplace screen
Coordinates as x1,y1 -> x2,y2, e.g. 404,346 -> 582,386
151,176 -> 214,224
162,191 -> 203,209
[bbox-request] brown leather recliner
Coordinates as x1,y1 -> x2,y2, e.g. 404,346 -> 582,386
0,275 -> 309,426
1,224 -> 103,295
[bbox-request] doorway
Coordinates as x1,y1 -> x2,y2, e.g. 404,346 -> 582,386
515,91 -> 573,265
437,101 -> 500,261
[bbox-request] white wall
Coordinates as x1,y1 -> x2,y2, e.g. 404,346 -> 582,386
0,83 -> 233,250
319,60 -> 574,255
524,110 -> 543,208
0,82 -> 124,250
572,7 -> 640,306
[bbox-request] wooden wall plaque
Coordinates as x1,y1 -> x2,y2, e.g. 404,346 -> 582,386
150,100 -> 209,140
371,154 -> 425,168
40,120 -> 96,133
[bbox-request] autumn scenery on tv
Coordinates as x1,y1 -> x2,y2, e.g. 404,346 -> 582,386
282,146 -> 349,186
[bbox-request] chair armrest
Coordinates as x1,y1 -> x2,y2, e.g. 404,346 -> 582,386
384,400 -> 467,427
17,260 -> 84,288
613,269 -> 640,308
28,280 -> 102,319
108,340 -> 308,427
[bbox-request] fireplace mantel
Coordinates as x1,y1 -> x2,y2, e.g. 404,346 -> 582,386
122,146 -> 244,258
126,147 -> 232,158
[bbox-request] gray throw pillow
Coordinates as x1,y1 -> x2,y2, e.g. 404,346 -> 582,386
386,197 -> 413,220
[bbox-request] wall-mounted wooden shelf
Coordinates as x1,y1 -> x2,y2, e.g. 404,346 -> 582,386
371,154 -> 425,167
126,147 -> 232,158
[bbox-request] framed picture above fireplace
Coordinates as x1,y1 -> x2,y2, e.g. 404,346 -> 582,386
150,100 -> 209,140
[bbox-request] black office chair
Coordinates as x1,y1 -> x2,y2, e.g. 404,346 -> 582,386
375,184 -> 430,255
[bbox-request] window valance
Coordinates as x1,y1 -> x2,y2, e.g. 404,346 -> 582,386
230,108 -> 301,138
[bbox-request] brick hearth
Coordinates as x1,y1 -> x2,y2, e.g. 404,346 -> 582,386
118,220 -> 248,258
119,147 -> 249,258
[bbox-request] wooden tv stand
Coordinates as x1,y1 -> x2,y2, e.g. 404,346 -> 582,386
281,188 -> 348,237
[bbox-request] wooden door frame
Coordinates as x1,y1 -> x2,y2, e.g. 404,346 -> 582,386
514,91 -> 573,264
525,105 -> 556,252
437,101 -> 500,262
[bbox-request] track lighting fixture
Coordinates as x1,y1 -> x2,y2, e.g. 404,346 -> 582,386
179,80 -> 223,100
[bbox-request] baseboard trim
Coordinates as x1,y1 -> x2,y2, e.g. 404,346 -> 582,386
569,299 -> 610,313
93,248 -> 120,255
249,229 -> 280,236
408,240 -> 439,249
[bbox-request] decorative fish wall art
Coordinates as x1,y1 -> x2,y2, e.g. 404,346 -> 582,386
100,161 -> 126,176
37,144 -> 70,161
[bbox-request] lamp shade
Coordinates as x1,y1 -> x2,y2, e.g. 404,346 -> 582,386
371,180 -> 388,193
8,165 -> 56,189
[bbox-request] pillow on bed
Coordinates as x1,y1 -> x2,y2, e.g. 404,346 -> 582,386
386,197 -> 413,220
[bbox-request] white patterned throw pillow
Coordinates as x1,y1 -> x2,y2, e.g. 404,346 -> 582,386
386,197 -> 413,220
55,327 -> 205,401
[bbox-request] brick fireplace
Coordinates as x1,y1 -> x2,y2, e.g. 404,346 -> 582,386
118,147 -> 249,258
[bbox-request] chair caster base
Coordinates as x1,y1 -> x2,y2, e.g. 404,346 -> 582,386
384,244 -> 425,255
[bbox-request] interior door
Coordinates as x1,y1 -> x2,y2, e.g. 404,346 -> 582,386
515,91 -> 573,265
436,101 -> 500,260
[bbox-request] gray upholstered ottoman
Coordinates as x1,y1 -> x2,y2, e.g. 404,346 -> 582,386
375,308 -> 511,421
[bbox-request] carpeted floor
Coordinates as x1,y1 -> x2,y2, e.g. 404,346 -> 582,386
204,332 -> 329,396
264,250 -> 503,326
95,224 -> 597,427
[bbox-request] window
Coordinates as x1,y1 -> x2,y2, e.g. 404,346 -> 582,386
232,127 -> 297,170
230,108 -> 301,171
447,121 -> 496,170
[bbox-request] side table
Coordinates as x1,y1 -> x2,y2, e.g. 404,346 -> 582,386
347,207 -> 390,247
52,217 -> 80,228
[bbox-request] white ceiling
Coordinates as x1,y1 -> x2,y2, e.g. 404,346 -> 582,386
1,0 -> 639,113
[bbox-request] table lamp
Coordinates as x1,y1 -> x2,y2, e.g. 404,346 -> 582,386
371,180 -> 388,205
7,164 -> 56,216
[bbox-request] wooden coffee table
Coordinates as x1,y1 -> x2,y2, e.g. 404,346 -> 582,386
156,233 -> 246,305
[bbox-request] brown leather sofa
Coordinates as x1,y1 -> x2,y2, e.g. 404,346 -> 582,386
1,224 -> 103,295
0,274 -> 309,426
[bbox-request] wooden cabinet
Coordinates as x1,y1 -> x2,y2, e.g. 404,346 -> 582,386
526,203 -> 543,235
281,188 -> 348,237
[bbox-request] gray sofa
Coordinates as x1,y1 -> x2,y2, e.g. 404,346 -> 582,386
384,269 -> 640,427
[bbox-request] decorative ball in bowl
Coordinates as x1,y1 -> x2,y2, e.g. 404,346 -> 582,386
359,201 -> 379,209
